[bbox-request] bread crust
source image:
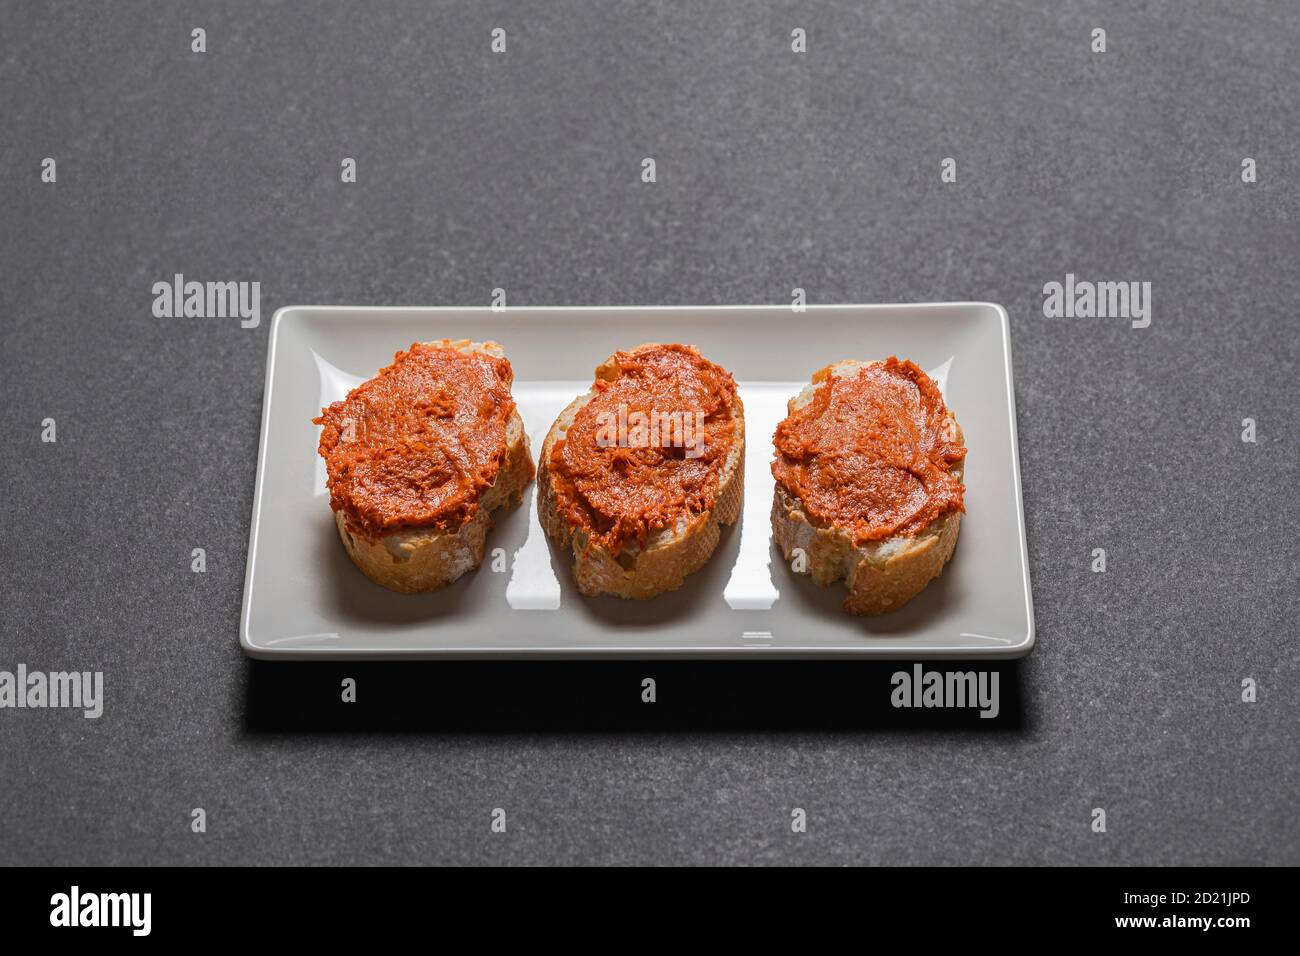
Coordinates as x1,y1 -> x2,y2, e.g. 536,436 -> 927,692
538,345 -> 744,599
329,339 -> 535,593
770,360 -> 964,615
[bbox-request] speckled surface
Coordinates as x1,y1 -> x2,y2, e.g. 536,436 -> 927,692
1,0 -> 1296,865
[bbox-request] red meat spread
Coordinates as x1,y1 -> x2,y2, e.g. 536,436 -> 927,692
771,357 -> 966,545
548,344 -> 740,554
315,342 -> 519,539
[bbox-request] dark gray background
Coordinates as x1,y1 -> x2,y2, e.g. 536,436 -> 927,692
2,0 -> 1297,865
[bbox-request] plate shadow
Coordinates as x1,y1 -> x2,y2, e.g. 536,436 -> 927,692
243,658 -> 1028,735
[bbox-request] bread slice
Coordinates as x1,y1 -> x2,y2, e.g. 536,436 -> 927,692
324,339 -> 534,594
537,345 -> 744,599
771,360 -> 964,616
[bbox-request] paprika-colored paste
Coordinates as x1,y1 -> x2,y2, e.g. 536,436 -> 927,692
771,357 -> 966,545
315,342 -> 519,539
549,344 -> 740,554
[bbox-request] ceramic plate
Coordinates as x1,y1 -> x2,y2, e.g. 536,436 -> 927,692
240,304 -> 1033,659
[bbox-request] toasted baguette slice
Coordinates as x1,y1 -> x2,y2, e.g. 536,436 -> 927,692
538,344 -> 744,599
771,359 -> 964,616
326,339 -> 534,594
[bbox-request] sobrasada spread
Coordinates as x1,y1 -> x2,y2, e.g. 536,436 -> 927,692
548,343 -> 740,554
315,342 -> 520,539
771,357 -> 966,545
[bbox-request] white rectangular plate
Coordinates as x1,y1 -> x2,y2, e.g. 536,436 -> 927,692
240,305 -> 1034,659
